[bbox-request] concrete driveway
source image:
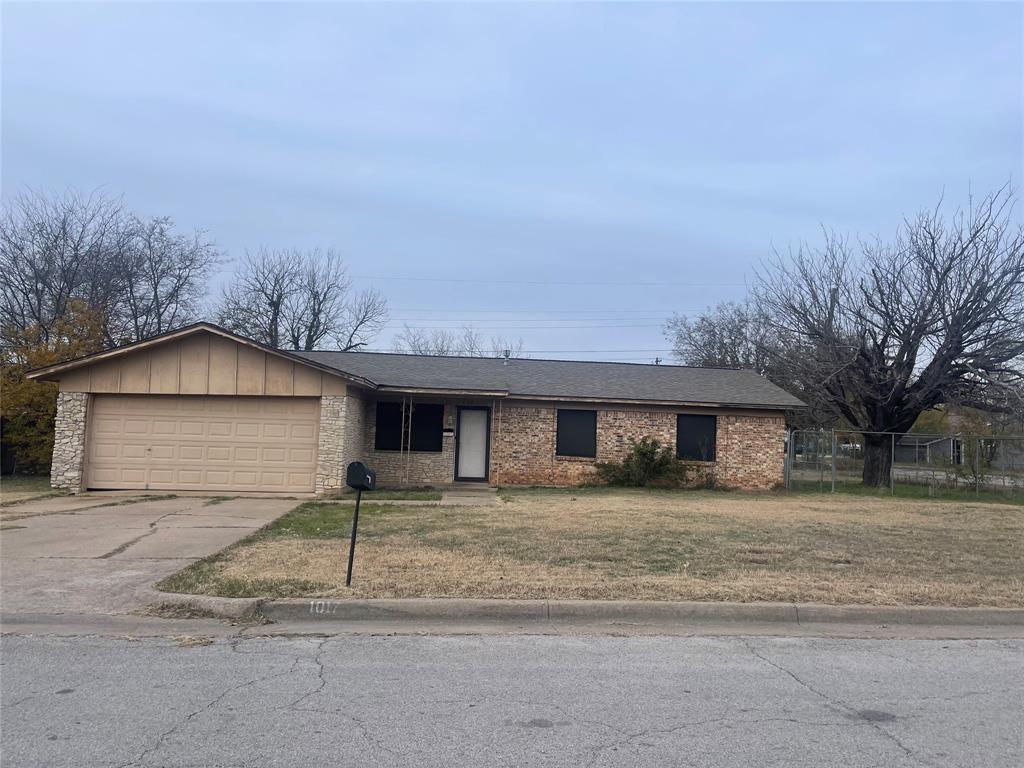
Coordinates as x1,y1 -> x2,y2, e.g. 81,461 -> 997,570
1,495 -> 297,618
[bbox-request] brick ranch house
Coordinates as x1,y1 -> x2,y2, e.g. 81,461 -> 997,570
27,323 -> 804,494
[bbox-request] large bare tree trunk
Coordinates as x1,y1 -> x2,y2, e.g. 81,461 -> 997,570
862,433 -> 893,487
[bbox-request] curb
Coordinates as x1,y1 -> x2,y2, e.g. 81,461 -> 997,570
143,589 -> 262,620
257,598 -> 1024,627
143,590 -> 1024,628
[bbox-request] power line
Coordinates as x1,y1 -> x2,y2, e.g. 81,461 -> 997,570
354,274 -> 743,287
389,308 -> 693,314
382,323 -> 665,330
387,319 -> 667,325
361,348 -> 676,354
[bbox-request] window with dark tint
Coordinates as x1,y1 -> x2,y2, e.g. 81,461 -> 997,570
374,402 -> 403,450
556,409 -> 597,458
409,403 -> 444,452
677,414 -> 717,461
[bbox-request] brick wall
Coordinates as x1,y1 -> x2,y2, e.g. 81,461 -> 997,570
490,401 -> 785,490
714,413 -> 787,490
340,394 -> 786,491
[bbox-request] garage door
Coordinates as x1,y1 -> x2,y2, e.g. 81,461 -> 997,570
85,395 -> 319,492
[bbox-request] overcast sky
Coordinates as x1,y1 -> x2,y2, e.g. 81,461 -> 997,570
3,1 -> 1021,361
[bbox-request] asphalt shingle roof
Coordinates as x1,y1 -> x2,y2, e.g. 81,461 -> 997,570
294,351 -> 805,409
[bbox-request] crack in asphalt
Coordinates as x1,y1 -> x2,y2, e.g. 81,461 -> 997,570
274,638 -> 403,758
741,638 -> 937,767
283,638 -> 330,710
118,642 -> 308,767
499,690 -> 865,768
579,712 -> 871,768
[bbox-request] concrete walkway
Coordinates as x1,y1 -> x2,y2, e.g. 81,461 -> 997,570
0,495 -> 297,617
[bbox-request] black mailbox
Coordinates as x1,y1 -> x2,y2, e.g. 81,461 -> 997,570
346,461 -> 376,491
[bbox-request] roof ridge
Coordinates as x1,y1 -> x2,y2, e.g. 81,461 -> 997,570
297,349 -> 755,372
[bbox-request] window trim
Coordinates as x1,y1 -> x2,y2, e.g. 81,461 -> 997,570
676,413 -> 717,462
555,408 -> 598,459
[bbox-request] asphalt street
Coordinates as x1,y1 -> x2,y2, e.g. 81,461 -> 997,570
2,632 -> 1021,768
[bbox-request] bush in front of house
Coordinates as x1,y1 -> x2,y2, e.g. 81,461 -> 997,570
595,437 -> 692,488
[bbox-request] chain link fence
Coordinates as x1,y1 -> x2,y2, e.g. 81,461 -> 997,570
785,429 -> 1024,501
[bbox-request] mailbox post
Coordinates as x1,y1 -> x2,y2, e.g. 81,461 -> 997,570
344,462 -> 376,587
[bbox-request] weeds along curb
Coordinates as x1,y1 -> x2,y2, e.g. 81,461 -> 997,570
143,588 -> 262,620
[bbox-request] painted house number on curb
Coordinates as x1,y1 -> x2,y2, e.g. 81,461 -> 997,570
309,600 -> 339,616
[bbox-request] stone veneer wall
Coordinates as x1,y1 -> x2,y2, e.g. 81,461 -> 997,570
316,395 -> 354,493
342,390 -> 366,470
362,400 -> 458,485
51,391 -> 90,492
490,402 -> 785,490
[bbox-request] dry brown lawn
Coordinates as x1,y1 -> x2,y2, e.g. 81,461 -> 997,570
160,489 -> 1024,607
0,475 -> 60,506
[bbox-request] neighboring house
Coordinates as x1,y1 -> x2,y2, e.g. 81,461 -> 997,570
27,323 -> 804,494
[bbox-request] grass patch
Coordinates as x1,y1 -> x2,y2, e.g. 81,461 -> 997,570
158,489 -> 1024,607
0,474 -> 52,493
0,475 -> 63,506
791,479 -> 1024,506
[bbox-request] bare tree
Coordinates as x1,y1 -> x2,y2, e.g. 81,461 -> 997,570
216,249 -> 297,348
665,300 -> 777,371
392,326 -> 471,355
1,189 -> 218,348
282,249 -> 348,351
754,187 -> 1024,486
216,248 -> 387,351
113,216 -> 219,343
0,189 -> 124,345
338,287 -> 389,351
392,324 -> 526,357
490,336 -> 526,359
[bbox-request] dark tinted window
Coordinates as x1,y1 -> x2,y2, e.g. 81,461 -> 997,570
677,414 -> 717,461
409,403 -> 444,452
374,401 -> 403,450
556,409 -> 597,458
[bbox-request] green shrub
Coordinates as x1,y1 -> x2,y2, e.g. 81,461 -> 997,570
595,437 -> 692,488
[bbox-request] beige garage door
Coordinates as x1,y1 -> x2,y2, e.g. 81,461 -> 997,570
86,395 -> 319,492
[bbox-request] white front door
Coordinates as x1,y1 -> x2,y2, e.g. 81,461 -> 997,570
456,408 -> 489,480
